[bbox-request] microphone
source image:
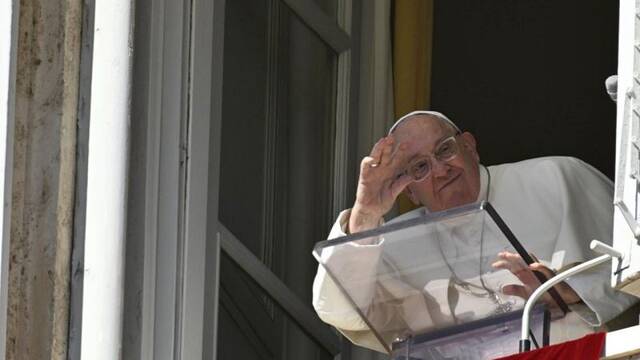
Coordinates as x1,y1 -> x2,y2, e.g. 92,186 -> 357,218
605,75 -> 618,102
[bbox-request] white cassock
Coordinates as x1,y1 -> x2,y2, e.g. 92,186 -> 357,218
312,156 -> 639,353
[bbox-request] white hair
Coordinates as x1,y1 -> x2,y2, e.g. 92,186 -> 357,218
388,110 -> 461,135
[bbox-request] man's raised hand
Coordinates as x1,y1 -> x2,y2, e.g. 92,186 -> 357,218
349,136 -> 414,233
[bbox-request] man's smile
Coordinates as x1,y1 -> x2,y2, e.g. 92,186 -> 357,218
436,172 -> 462,192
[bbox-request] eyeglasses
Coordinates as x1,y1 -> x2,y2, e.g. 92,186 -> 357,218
402,135 -> 460,181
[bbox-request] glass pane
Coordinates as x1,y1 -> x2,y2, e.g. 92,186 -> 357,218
281,1 -> 337,302
217,1 -> 338,360
218,251 -> 335,360
219,0 -> 269,259
310,0 -> 338,20
219,0 -> 337,264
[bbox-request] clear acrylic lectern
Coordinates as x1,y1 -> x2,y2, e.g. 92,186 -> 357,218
313,202 -> 551,359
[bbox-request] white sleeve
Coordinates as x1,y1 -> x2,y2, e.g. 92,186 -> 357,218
313,210 -> 446,353
312,209 -> 384,331
565,262 -> 638,326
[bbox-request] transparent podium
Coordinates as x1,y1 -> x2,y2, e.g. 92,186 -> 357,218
313,202 -> 553,359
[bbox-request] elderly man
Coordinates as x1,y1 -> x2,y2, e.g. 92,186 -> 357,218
312,111 -> 638,353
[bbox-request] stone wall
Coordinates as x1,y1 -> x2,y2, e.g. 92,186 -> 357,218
6,0 -> 82,358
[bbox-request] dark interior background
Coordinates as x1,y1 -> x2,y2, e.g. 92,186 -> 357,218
430,0 -> 619,179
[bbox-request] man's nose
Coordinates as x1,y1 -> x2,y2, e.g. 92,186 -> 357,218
431,159 -> 450,178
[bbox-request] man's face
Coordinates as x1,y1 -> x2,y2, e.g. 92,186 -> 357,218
393,115 -> 481,212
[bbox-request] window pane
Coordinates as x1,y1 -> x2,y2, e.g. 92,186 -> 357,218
218,251 -> 335,360
218,0 -> 337,290
310,0 -> 337,20
219,0 -> 269,259
217,1 -> 338,360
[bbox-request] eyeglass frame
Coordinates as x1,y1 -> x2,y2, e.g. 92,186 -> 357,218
400,132 -> 463,182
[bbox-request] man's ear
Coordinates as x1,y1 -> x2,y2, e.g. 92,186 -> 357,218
402,186 -> 419,205
460,132 -> 480,162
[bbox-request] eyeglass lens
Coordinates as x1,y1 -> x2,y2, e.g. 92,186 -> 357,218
408,137 -> 459,181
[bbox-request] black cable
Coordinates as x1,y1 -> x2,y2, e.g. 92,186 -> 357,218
529,329 -> 540,349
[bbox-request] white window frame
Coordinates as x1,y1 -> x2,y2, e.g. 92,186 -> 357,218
612,0 -> 640,294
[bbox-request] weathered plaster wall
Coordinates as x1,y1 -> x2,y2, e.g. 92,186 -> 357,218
7,0 -> 82,358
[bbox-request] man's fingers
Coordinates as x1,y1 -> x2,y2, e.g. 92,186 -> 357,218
492,260 -> 529,280
357,137 -> 412,209
501,284 -> 530,299
492,260 -> 528,281
492,253 -> 541,287
360,156 -> 379,174
497,252 -> 527,267
494,252 -> 528,272
378,137 -> 395,166
499,258 -> 582,307
530,262 -> 556,280
361,137 -> 401,173
359,138 -> 411,188
390,174 -> 414,198
368,137 -> 391,165
389,142 -> 411,167
491,260 -> 511,271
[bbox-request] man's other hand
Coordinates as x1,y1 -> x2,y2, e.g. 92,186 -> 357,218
492,251 -> 581,310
